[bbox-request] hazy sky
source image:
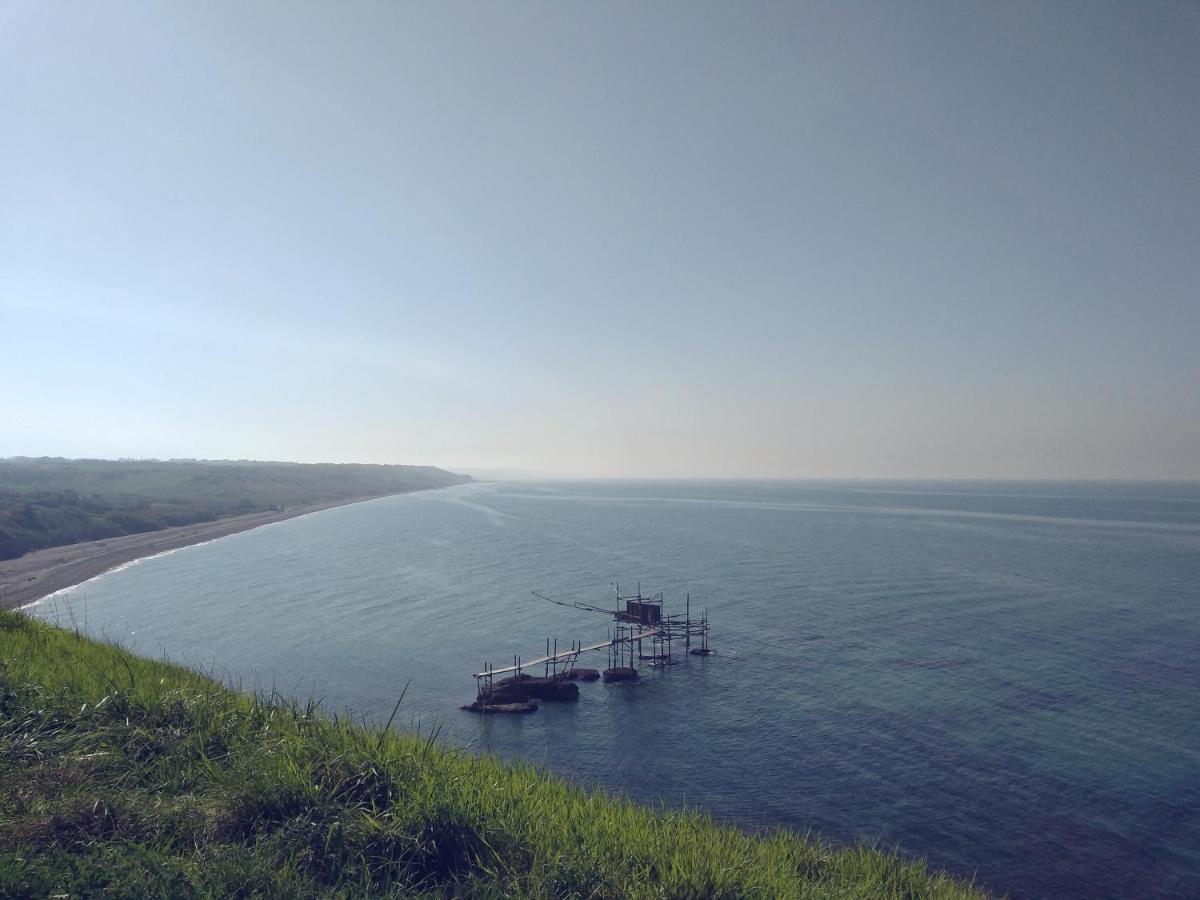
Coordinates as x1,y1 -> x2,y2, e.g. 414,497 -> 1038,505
2,2 -> 1197,478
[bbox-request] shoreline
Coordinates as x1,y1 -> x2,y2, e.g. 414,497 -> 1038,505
0,492 -> 416,612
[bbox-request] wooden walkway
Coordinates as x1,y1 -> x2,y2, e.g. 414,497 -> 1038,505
474,627 -> 662,679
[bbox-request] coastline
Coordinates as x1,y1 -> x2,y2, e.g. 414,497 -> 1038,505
0,492 -> 413,612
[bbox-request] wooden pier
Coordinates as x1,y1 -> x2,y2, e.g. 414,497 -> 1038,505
467,584 -> 712,713
473,629 -> 661,681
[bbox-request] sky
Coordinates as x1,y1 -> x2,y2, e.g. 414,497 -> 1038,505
1,1 -> 1197,479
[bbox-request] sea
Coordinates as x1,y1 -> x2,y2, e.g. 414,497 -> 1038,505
28,480 -> 1200,899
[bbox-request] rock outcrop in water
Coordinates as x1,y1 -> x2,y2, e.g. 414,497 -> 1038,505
478,674 -> 581,705
460,698 -> 539,714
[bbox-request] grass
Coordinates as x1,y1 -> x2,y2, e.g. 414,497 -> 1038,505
0,610 -> 988,898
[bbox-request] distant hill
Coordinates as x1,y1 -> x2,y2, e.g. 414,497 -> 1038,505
0,457 -> 471,560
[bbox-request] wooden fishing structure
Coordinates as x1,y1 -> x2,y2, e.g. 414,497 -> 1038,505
464,583 -> 712,713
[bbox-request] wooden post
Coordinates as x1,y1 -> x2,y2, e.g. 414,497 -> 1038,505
686,593 -> 691,649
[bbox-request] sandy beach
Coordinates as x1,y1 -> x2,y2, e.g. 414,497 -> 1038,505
0,494 -> 397,612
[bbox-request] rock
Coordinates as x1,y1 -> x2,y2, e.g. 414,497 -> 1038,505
479,676 -> 579,703
460,699 -> 539,714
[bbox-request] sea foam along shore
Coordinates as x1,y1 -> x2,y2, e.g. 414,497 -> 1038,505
0,493 -> 408,612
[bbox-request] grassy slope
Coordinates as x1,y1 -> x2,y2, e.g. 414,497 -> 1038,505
0,458 -> 470,560
0,611 -> 986,899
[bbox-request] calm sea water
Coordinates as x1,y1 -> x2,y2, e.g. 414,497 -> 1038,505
31,480 -> 1200,898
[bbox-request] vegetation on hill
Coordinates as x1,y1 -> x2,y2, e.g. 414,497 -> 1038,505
0,609 -> 985,898
0,458 -> 470,560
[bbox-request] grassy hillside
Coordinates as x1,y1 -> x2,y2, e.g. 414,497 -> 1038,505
0,458 -> 470,560
0,610 -> 986,898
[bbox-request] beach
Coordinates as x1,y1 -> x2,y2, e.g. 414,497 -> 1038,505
0,495 -> 392,611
